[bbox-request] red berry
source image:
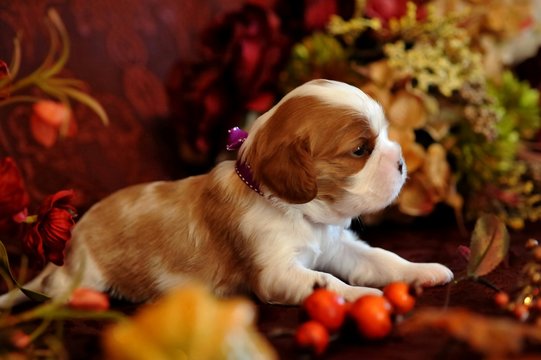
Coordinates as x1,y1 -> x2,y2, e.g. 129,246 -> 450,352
68,288 -> 110,312
513,304 -> 529,322
349,295 -> 392,340
303,288 -> 346,332
295,320 -> 330,355
383,282 -> 416,314
493,292 -> 509,309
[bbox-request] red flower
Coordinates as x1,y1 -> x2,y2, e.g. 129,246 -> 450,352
304,0 -> 337,31
0,157 -> 29,221
23,190 -> 77,266
365,0 -> 426,25
167,4 -> 290,168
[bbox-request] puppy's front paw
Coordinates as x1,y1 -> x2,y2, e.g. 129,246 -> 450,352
403,263 -> 454,287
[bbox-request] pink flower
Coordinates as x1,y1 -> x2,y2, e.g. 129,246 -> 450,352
30,100 -> 77,148
23,190 -> 76,266
68,288 -> 110,312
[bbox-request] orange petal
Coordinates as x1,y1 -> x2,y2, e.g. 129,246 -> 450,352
30,114 -> 58,148
365,60 -> 394,87
388,90 -> 427,129
423,143 -> 450,196
32,100 -> 71,127
360,83 -> 392,110
398,176 -> 435,216
403,142 -> 426,174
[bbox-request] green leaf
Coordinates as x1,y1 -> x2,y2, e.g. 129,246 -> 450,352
60,86 -> 109,125
0,241 -> 50,302
467,214 -> 510,277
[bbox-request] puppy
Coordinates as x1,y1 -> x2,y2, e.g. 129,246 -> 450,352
8,79 -> 453,305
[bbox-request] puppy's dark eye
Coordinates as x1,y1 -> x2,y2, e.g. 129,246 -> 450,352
352,145 -> 370,157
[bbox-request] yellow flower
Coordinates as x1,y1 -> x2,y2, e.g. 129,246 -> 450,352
103,284 -> 276,360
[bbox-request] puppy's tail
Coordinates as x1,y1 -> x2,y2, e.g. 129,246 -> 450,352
0,263 -> 59,308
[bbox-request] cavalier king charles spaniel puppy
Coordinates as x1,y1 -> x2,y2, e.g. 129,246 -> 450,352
5,79 -> 453,305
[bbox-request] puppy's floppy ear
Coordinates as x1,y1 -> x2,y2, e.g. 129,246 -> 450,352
255,138 -> 317,204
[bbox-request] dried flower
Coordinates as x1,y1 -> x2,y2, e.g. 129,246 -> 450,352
23,190 -> 76,266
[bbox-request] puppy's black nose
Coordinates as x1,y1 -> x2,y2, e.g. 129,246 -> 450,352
397,159 -> 404,174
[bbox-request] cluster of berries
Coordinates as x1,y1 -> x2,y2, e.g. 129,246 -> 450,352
295,282 -> 416,355
494,238 -> 541,323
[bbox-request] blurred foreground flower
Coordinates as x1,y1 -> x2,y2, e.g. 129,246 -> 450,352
103,284 -> 276,360
22,189 -> 76,266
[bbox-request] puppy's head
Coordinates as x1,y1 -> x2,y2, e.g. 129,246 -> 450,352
240,79 -> 406,220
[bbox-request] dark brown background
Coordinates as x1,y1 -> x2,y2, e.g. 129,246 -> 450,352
0,0 -> 252,211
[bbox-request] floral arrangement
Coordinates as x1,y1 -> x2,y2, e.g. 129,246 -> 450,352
169,0 -> 541,229
281,0 -> 541,228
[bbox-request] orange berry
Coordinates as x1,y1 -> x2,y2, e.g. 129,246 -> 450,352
383,282 -> 416,314
295,320 -> 330,355
68,288 -> 110,312
493,292 -> 509,309
303,288 -> 346,332
349,295 -> 392,340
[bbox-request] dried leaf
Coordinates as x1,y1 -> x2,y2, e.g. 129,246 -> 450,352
467,214 -> 510,277
398,308 -> 541,358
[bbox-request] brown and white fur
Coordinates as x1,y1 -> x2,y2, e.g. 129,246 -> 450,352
3,79 -> 453,305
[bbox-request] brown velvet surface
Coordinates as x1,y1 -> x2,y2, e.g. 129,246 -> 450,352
53,219 -> 539,359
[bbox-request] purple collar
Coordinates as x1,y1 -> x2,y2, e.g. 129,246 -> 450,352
227,127 -> 264,196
